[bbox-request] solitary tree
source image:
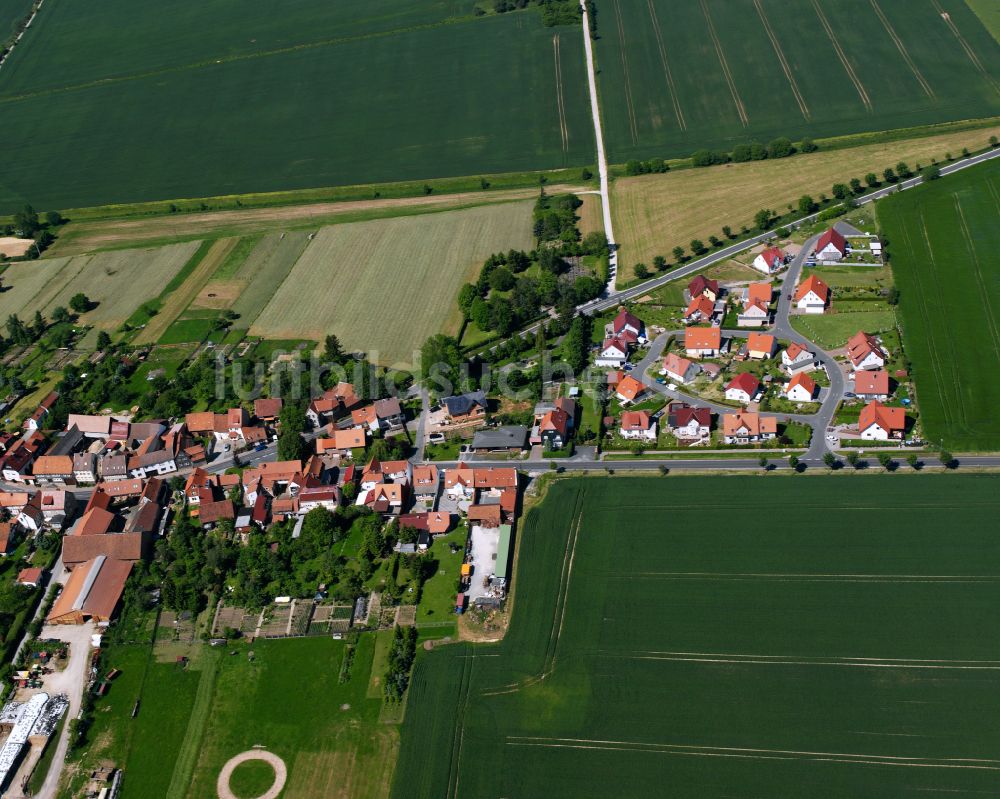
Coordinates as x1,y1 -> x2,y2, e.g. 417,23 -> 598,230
708,235 -> 722,248
634,263 -> 649,279
939,450 -> 955,469
906,453 -> 921,470
788,454 -> 801,472
652,255 -> 667,272
721,225 -> 733,240
69,293 -> 91,314
799,137 -> 818,153
797,195 -> 816,215
96,331 -> 112,350
52,306 -> 71,324
831,183 -> 849,200
882,167 -> 897,183
849,178 -> 863,194
823,451 -> 837,469
895,161 -> 912,178
864,172 -> 879,188
877,452 -> 894,471
689,239 -> 706,256
758,455 -> 769,471
672,245 -> 686,263
846,450 -> 861,469
920,164 -> 941,181
45,210 -> 63,227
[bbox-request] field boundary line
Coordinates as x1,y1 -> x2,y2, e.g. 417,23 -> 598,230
552,34 -> 569,155
605,650 -> 1000,665
868,0 -> 934,98
929,0 -> 1000,95
952,196 -> 1000,360
811,0 -> 872,111
698,0 -> 748,126
753,0 -> 810,119
447,652 -> 476,799
612,0 -> 640,144
645,0 -> 686,130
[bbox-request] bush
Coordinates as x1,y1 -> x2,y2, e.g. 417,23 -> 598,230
691,149 -> 728,167
767,136 -> 794,158
799,137 -> 818,153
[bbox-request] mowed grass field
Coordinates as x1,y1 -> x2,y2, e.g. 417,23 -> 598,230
393,475 -> 1000,798
0,0 -> 592,212
78,635 -> 395,799
598,0 -> 1000,164
250,202 -> 535,365
0,241 -> 198,330
612,123 -> 1000,275
879,157 -> 1000,450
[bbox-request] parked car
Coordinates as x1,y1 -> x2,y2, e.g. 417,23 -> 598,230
843,392 -> 856,399
428,432 -> 445,444
667,383 -> 678,391
655,377 -> 666,385
254,442 -> 267,452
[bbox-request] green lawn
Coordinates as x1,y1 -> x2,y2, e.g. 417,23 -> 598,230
393,475 -> 1000,798
879,157 -> 1000,450
0,1 -> 593,212
790,308 -> 897,349
597,0 -> 1000,163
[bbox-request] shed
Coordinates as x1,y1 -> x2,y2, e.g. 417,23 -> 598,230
495,525 -> 512,584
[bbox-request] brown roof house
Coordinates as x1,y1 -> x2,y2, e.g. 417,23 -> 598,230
47,556 -> 132,625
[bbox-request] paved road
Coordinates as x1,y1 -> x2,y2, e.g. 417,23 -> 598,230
578,0 -> 617,291
441,455 -> 996,471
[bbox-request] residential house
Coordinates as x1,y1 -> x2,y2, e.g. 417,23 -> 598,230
538,407 -> 571,450
683,295 -> 716,325
794,274 -> 830,314
684,326 -> 722,358
35,489 -> 75,528
752,246 -> 786,275
854,369 -> 890,401
746,332 -> 777,360
306,383 -> 359,428
128,449 -> 177,479
442,391 -> 488,423
725,373 -> 762,404
361,459 -> 411,490
397,512 -> 452,537
847,330 -> 886,371
198,499 -> 235,529
298,486 -> 341,514
815,227 -> 847,261
614,375 -> 646,405
470,426 -> 528,454
31,456 -> 74,486
596,336 -> 632,368
722,412 -> 777,444
316,427 -> 367,456
0,523 -> 19,556
98,453 -> 129,482
607,308 -> 644,339
859,401 -> 906,440
662,352 -> 700,385
23,392 -> 58,432
72,453 -> 96,484
356,482 -> 406,516
619,411 -> 656,441
444,467 -> 476,501
688,275 -> 720,302
17,567 -> 43,587
412,464 -> 439,503
667,403 -> 711,441
253,397 -> 283,423
351,397 -> 405,433
784,372 -> 817,402
467,504 -> 502,529
0,492 -> 29,515
781,342 -> 817,374
1,434 -> 45,483
737,299 -> 771,328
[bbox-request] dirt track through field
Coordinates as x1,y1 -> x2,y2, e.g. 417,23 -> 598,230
645,0 -> 686,130
869,0 -> 934,98
812,0 -> 872,110
699,0 -> 748,126
217,750 -> 287,799
612,0 -> 640,144
134,238 -> 235,344
553,34 -> 569,154
931,0 -> 1000,95
754,0 -> 810,119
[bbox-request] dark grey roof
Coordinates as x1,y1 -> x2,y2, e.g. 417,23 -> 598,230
472,426 -> 528,450
443,391 -> 487,417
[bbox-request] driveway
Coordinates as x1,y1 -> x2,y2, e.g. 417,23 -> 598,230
34,621 -> 97,799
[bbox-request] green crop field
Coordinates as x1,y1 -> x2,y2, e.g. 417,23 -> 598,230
250,202 -> 535,366
598,0 -> 1000,163
879,157 -> 1000,450
790,307 -> 898,349
0,241 -> 199,330
393,475 -> 1000,798
0,0 -> 592,213
0,0 -> 33,38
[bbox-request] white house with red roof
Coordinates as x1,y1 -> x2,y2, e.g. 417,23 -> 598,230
859,401 -> 905,440
607,308 -> 644,339
596,336 -> 631,368
781,342 -> 816,374
661,352 -> 700,385
737,299 -> 770,328
684,327 -> 723,358
854,369 -> 890,401
683,295 -> 716,325
619,411 -> 656,441
794,274 -> 830,314
752,246 -> 786,275
615,375 -> 646,405
784,373 -> 817,403
815,228 -> 847,261
846,331 -> 886,371
725,373 -> 761,404
746,332 -> 777,360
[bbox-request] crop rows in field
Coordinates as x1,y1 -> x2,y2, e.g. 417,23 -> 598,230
880,157 -> 1000,450
598,0 -> 1000,162
249,202 -> 535,366
0,0 -> 592,213
393,475 -> 1000,798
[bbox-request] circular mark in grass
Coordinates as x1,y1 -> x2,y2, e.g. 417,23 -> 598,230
218,750 -> 287,799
